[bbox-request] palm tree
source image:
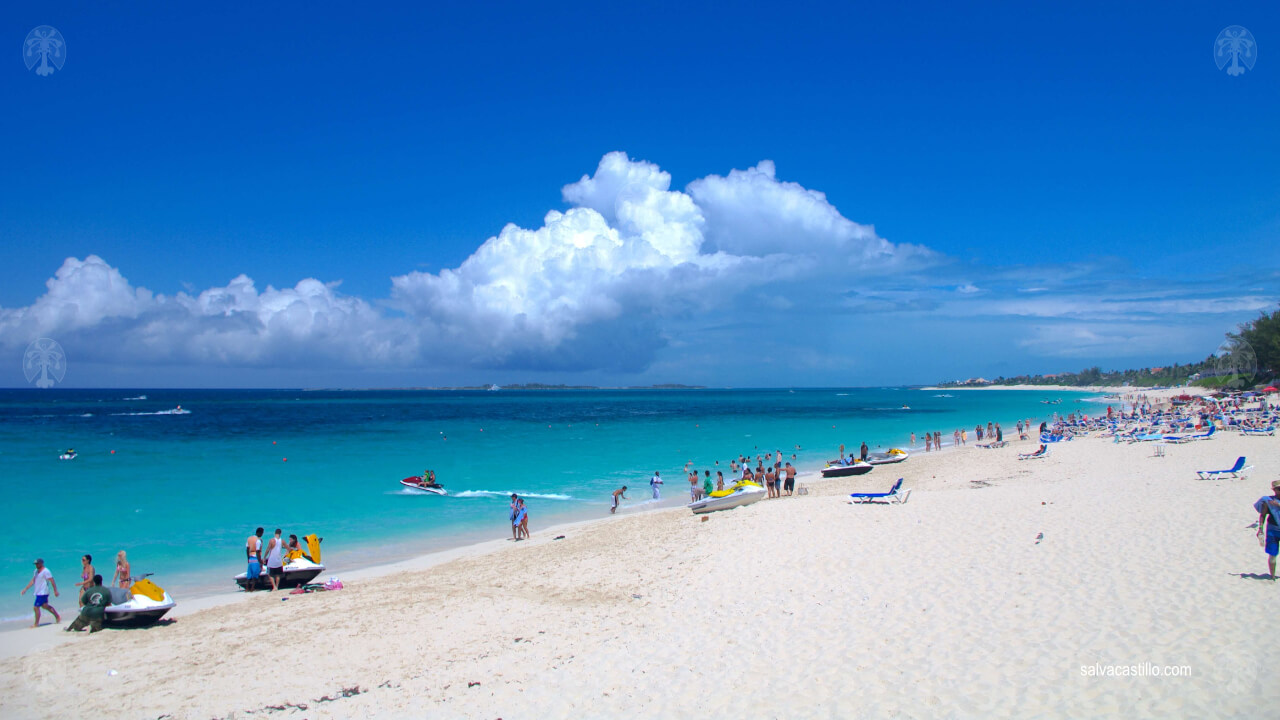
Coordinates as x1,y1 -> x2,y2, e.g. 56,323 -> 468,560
24,339 -> 65,388
1216,28 -> 1256,77
24,28 -> 65,77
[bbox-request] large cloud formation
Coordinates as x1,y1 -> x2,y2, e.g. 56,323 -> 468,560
1,152 -> 917,375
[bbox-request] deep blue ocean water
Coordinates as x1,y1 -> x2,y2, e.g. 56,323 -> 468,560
0,387 -> 1099,626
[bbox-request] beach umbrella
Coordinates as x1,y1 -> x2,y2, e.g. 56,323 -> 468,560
1264,386 -> 1278,393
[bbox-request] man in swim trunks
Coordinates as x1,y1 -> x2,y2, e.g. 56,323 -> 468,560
1255,480 -> 1280,579
20,558 -> 61,628
784,462 -> 796,496
245,527 -> 264,591
611,486 -> 628,514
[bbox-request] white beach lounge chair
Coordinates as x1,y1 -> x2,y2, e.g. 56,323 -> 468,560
1195,456 -> 1253,480
1017,448 -> 1051,460
849,478 -> 911,504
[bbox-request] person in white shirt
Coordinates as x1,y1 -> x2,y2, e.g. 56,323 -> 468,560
20,558 -> 61,628
650,471 -> 663,499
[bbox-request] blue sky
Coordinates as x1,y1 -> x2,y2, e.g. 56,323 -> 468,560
2,1 -> 1277,387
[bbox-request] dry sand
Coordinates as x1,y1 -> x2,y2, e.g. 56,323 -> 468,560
3,425 -> 1278,719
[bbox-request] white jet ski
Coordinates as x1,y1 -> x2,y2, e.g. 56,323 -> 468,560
688,481 -> 766,514
103,576 -> 176,627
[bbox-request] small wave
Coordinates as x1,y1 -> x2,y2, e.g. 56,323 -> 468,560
79,413 -> 94,417
835,393 -> 849,396
123,395 -> 148,400
454,490 -> 573,500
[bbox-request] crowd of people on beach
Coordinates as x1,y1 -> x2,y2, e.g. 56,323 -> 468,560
908,419 -> 1038,452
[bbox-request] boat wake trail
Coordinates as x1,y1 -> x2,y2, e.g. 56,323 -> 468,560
110,409 -> 191,416
454,490 -> 574,500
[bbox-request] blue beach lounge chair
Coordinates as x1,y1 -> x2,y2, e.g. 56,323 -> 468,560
1195,456 -> 1253,480
849,478 -> 910,504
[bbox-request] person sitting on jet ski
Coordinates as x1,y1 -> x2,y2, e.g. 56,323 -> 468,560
420,470 -> 440,488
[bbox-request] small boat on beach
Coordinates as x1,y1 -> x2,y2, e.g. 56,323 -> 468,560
821,461 -> 874,478
688,481 -> 765,514
865,449 -> 909,465
104,576 -> 176,627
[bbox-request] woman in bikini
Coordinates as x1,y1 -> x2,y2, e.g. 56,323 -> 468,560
113,550 -> 131,589
76,554 -> 96,606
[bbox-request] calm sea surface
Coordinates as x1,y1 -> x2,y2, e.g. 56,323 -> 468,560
0,387 -> 1100,625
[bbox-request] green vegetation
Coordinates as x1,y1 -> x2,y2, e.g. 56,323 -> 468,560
940,305 -> 1279,389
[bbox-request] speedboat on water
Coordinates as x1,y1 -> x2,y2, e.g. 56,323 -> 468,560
821,461 -> 874,478
401,475 -> 447,495
866,449 -> 909,465
103,576 -> 176,627
235,534 -> 327,590
688,481 -> 765,514
59,449 -> 77,460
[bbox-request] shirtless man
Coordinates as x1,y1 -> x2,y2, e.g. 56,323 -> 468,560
784,462 -> 797,496
610,486 -> 628,514
245,527 -> 264,591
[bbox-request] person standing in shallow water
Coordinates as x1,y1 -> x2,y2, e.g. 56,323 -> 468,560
650,471 -> 662,499
611,486 -> 628,514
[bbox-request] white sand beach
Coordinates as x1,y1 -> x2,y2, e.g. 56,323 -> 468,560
3,426 -> 1278,719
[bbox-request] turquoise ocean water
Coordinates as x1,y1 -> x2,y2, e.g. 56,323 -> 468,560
0,387 -> 1100,626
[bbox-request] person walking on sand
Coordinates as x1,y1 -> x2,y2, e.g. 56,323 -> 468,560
20,558 -> 61,627
517,498 -> 530,539
611,486 -> 628,514
1254,480 -> 1280,579
650,471 -> 663,499
245,527 -> 264,591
